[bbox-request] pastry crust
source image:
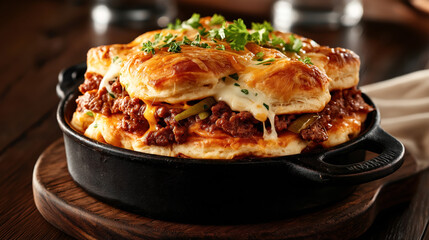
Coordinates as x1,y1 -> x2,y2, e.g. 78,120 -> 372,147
86,27 -> 359,114
72,15 -> 370,159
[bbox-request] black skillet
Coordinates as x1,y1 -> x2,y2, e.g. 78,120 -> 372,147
56,63 -> 404,224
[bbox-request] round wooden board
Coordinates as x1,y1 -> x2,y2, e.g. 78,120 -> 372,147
33,139 -> 420,240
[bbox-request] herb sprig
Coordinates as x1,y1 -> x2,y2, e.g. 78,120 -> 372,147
155,13 -> 306,55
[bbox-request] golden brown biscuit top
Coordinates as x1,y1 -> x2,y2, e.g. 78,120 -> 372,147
86,15 -> 360,123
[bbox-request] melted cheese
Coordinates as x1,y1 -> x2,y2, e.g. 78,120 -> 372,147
142,101 -> 158,135
97,61 -> 280,140
98,59 -> 121,94
211,75 -> 278,139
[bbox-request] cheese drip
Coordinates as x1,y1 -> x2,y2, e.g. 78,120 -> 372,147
213,76 -> 278,139
100,61 -> 278,139
98,59 -> 122,94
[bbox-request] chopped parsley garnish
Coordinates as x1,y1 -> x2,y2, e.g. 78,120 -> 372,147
154,33 -> 163,44
210,14 -> 225,26
216,44 -> 225,50
198,27 -> 209,37
86,111 -> 94,117
254,52 -> 265,61
224,19 -> 249,51
108,92 -> 116,98
234,83 -> 240,86
255,93 -> 258,96
229,73 -> 239,80
141,41 -> 155,55
299,56 -> 313,65
167,13 -> 202,30
112,56 -> 119,63
209,27 -> 226,40
182,36 -> 192,45
256,58 -> 275,65
166,41 -> 181,53
160,14 -> 304,55
250,21 -> 273,45
241,89 -> 249,95
93,123 -> 98,128
284,34 -> 303,53
183,13 -> 202,29
263,103 -> 269,110
167,19 -> 182,30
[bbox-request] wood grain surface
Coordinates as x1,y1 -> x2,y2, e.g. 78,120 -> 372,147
1,0 -> 429,239
33,139 -> 421,240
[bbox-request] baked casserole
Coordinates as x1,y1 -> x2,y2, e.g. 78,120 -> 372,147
71,14 -> 373,159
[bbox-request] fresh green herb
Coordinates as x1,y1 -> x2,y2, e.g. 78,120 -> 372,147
112,56 -> 119,63
193,34 -> 201,44
209,27 -> 226,40
93,123 -> 98,128
221,77 -> 226,81
183,13 -> 202,29
224,19 -> 249,51
198,111 -> 210,120
270,34 -> 286,47
163,33 -> 176,44
299,56 -> 313,65
108,92 -> 116,98
210,14 -> 225,26
254,52 -> 265,61
263,103 -> 269,110
188,34 -> 210,48
256,58 -> 275,65
255,93 -> 258,96
86,111 -> 94,117
141,41 -> 156,54
174,97 -> 216,121
154,33 -> 163,44
234,83 -> 240,86
250,21 -> 273,45
182,36 -> 192,45
229,73 -> 239,80
167,19 -> 182,30
198,27 -> 209,37
241,89 -> 249,95
216,44 -> 225,50
284,34 -> 302,53
251,21 -> 274,32
167,41 -> 181,53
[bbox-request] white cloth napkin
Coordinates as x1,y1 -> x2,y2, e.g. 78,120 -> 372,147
361,69 -> 429,170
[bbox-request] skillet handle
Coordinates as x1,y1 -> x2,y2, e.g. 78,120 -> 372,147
300,127 -> 404,184
56,63 -> 87,99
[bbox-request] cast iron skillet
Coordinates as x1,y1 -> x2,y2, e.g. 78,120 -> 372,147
57,63 -> 404,224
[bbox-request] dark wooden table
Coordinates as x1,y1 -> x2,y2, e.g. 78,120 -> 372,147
1,0 -> 428,239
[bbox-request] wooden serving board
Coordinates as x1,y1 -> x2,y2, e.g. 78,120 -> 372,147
33,139 -> 421,240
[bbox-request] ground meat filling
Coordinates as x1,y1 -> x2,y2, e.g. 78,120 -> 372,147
299,88 -> 372,142
79,72 -> 103,93
76,75 -> 149,135
200,101 -> 263,138
145,107 -> 189,146
76,72 -> 372,146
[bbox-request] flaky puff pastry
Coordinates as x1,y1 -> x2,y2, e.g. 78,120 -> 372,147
86,18 -> 360,115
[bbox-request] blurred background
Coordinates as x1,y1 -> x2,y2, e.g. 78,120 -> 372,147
2,0 -> 428,86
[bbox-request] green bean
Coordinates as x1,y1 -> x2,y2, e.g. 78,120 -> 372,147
174,97 -> 216,121
198,111 -> 210,120
288,113 -> 320,134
